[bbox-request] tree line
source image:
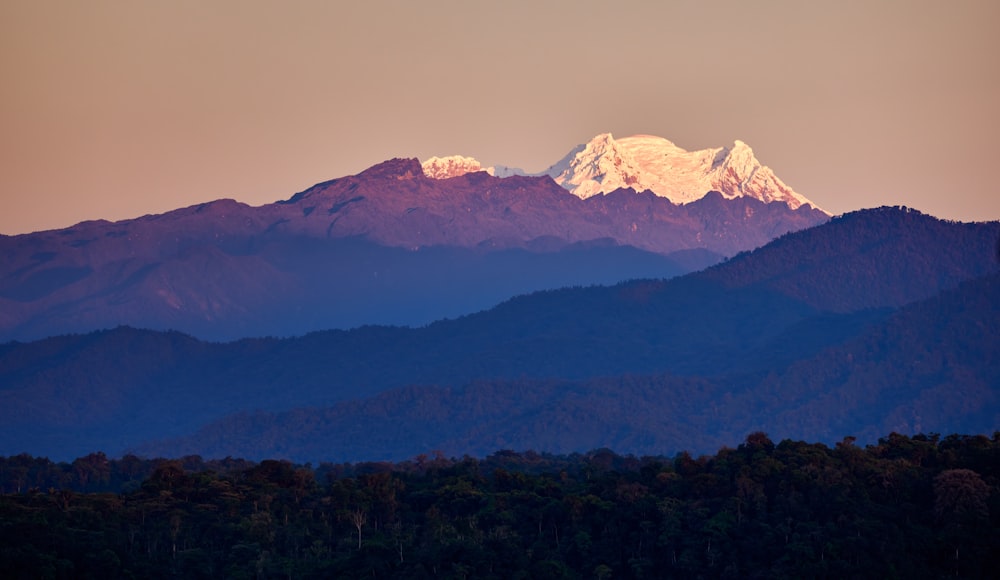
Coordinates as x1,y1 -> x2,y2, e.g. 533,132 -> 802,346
1,432 -> 998,578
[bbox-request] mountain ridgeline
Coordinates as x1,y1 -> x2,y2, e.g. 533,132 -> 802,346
0,155 -> 826,342
0,207 -> 996,461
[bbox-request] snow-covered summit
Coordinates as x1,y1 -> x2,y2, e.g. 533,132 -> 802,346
421,133 -> 822,212
549,133 -> 820,211
543,133 -> 646,199
421,156 -> 487,179
421,156 -> 527,180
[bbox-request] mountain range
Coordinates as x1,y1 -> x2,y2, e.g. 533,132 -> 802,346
2,132 -> 997,464
0,135 -> 827,341
1,206 -> 996,461
425,133 -> 816,210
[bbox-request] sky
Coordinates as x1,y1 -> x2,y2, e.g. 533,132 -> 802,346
2,0 -> 998,235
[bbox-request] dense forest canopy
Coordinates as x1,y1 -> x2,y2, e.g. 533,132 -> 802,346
1,432 -> 998,578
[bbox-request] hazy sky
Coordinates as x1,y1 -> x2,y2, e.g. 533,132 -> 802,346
2,0 -> 998,235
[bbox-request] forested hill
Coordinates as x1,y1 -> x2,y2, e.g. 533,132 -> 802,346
0,207 -> 996,460
136,271 -> 1000,462
1,432 -> 998,578
694,205 -> 1000,310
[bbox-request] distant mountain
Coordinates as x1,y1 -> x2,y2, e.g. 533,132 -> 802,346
0,157 -> 825,341
0,207 -> 994,460
428,133 -> 819,210
546,133 -> 817,209
419,155 -> 489,179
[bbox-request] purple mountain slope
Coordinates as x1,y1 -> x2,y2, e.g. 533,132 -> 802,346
0,159 -> 828,341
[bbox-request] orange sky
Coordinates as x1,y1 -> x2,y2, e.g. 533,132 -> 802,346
2,0 -> 998,235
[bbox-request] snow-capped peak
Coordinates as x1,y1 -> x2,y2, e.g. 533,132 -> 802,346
542,133 -> 645,199
548,133 -> 821,211
421,156 -> 486,179
421,134 -> 822,212
422,156 -> 527,180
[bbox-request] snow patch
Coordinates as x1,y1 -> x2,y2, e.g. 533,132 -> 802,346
421,156 -> 485,179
